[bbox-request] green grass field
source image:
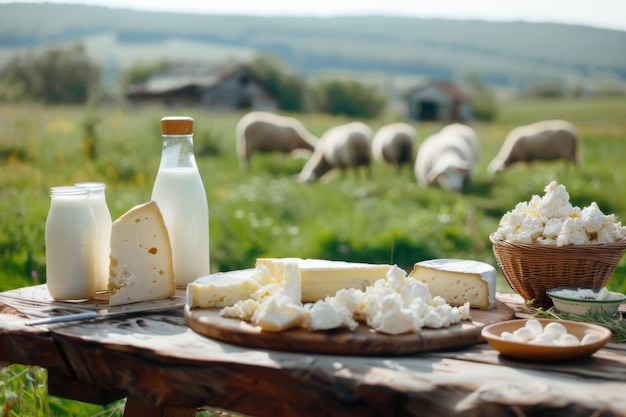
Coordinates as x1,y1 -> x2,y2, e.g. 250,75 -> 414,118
1,97 -> 626,415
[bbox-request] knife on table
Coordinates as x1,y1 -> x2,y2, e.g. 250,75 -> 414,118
25,296 -> 186,326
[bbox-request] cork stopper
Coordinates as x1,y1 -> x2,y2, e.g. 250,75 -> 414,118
161,116 -> 193,135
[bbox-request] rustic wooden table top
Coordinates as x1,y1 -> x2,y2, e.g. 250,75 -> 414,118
0,286 -> 624,417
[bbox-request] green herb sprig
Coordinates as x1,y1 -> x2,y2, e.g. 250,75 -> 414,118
528,301 -> 626,343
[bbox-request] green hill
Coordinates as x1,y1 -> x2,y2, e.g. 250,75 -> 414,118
1,3 -> 625,91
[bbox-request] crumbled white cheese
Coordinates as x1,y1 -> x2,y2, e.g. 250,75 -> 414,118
220,262 -> 471,335
551,287 -> 620,301
305,265 -> 470,335
306,300 -> 345,330
220,261 -> 308,331
493,181 -> 626,246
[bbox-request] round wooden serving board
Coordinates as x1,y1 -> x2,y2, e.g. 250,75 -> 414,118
185,300 -> 515,356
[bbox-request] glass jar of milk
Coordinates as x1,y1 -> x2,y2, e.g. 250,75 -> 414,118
151,116 -> 210,286
75,182 -> 112,292
45,186 -> 98,300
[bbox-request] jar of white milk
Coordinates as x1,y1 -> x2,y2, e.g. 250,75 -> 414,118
151,116 -> 210,286
75,182 -> 112,292
45,186 -> 98,300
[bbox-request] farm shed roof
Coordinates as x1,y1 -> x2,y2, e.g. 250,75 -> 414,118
404,80 -> 469,101
125,62 -> 260,98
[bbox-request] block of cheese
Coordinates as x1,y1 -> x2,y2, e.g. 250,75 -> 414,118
108,201 -> 175,306
187,269 -> 260,308
256,258 -> 393,302
408,259 -> 496,310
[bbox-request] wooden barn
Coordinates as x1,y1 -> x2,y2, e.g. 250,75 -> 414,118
125,63 -> 277,111
404,80 -> 472,122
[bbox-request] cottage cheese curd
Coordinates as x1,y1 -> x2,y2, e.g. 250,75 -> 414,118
492,181 -> 626,246
302,265 -> 471,335
500,319 -> 598,346
215,261 -> 471,334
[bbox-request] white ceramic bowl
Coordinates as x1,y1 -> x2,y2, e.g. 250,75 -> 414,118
547,287 -> 626,315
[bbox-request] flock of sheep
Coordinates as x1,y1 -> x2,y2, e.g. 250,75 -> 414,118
235,111 -> 578,192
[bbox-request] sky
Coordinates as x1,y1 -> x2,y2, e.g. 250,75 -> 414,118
2,0 -> 626,32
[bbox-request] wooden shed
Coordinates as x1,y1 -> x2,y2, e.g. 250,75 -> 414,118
404,80 -> 472,122
125,63 -> 277,111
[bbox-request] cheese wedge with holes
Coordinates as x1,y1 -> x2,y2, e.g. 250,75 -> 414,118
256,258 -> 393,303
108,201 -> 175,306
408,259 -> 496,310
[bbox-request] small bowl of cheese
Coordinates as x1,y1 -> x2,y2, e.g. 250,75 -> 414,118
547,287 -> 626,316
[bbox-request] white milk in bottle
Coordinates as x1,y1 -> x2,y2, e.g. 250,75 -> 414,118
45,186 -> 98,300
151,116 -> 210,286
75,182 -> 112,291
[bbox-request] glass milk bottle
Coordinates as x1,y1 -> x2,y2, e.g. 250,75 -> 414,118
45,186 -> 98,300
151,116 -> 210,286
75,182 -> 112,292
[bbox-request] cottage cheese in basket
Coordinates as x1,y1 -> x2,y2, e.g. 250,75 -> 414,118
492,181 -> 626,246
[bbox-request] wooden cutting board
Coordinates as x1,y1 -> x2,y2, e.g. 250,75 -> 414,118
185,300 -> 515,355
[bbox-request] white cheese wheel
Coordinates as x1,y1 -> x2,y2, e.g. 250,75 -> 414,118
256,258 -> 393,302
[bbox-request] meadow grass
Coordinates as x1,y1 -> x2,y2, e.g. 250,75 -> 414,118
1,97 -> 626,415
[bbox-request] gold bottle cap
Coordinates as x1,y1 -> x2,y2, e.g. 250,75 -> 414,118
161,116 -> 193,135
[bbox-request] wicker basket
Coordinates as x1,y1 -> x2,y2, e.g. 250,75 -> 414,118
490,234 -> 626,308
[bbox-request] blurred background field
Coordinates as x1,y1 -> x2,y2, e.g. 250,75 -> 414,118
2,97 -> 626,295
2,60 -> 626,417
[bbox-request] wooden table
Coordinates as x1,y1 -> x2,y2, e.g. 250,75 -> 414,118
0,287 -> 624,417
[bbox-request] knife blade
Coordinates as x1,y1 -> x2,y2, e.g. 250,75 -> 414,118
25,296 -> 186,326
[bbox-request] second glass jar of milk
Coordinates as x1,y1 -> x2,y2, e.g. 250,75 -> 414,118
151,116 -> 210,286
75,182 -> 112,292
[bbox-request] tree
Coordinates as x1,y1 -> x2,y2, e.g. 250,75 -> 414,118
246,54 -> 306,112
0,41 -> 101,104
461,72 -> 498,122
312,79 -> 387,119
119,59 -> 169,88
524,80 -> 565,98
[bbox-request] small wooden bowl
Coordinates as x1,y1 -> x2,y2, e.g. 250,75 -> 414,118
481,318 -> 611,361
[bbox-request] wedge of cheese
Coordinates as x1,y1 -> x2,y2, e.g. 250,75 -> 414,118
408,259 -> 496,310
256,258 -> 393,302
108,201 -> 175,306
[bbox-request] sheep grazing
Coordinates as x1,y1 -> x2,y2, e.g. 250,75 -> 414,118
235,111 -> 318,170
440,123 -> 480,164
414,129 -> 476,193
298,121 -> 373,182
488,119 -> 578,174
372,122 -> 417,170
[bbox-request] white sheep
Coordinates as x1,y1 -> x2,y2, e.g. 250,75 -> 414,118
488,119 -> 578,174
235,111 -> 318,170
441,123 -> 480,164
298,121 -> 373,182
414,129 -> 476,192
372,122 -> 417,170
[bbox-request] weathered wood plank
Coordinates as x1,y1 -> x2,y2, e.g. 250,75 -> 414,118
0,311 -> 70,375
123,398 -> 197,417
47,370 -> 126,405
